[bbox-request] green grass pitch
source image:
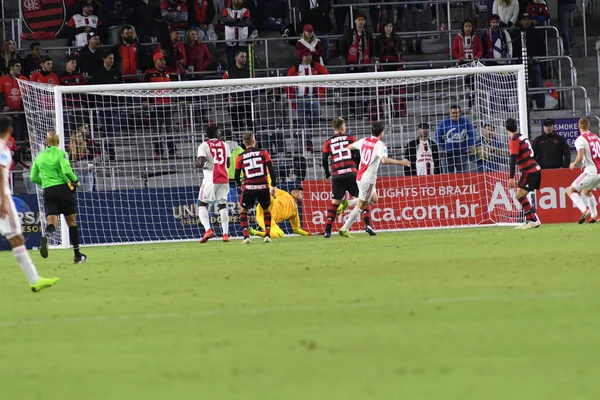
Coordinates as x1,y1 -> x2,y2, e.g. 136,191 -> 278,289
1,224 -> 599,400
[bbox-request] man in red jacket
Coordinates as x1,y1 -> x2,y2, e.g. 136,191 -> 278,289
286,48 -> 329,129
0,60 -> 28,141
111,25 -> 149,82
29,56 -> 60,84
142,52 -> 177,158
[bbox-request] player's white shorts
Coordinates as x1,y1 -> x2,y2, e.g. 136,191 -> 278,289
198,181 -> 229,203
571,172 -> 600,192
357,181 -> 376,202
0,197 -> 22,239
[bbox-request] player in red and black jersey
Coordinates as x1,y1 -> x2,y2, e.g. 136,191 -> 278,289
506,118 -> 542,229
234,132 -> 278,244
321,117 -> 374,238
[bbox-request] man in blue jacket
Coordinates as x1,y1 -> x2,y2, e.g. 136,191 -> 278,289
435,105 -> 476,173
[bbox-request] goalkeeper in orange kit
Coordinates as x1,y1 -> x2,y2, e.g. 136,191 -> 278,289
249,187 -> 311,238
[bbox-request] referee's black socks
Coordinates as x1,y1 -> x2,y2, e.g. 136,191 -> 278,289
69,226 -> 82,257
44,224 -> 56,238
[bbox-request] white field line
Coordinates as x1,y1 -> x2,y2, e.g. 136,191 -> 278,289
0,291 -> 580,329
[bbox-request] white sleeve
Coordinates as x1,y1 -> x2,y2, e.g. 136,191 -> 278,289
224,142 -> 231,158
353,138 -> 364,151
0,148 -> 11,169
377,142 -> 388,158
197,142 -> 208,159
574,136 -> 586,151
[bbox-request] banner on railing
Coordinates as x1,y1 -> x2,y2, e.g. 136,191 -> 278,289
0,194 -> 42,251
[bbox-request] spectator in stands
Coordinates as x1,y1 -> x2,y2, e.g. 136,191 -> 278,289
67,124 -> 99,192
154,28 -> 187,80
0,60 -> 27,141
452,20 -> 483,62
256,0 -> 290,37
513,13 -> 545,109
435,105 -> 476,173
341,12 -> 373,71
184,30 -> 212,78
0,40 -> 21,74
112,25 -> 149,82
67,0 -> 105,47
60,55 -> 87,133
21,42 -> 42,78
341,12 -> 373,117
296,25 -> 325,64
222,0 -> 255,69
223,48 -> 253,132
76,35 -> 103,78
532,118 -> 570,169
373,21 -> 406,119
558,0 -> 577,55
102,0 -> 135,28
299,0 -> 332,65
132,0 -> 161,41
30,56 -> 60,84
143,52 -> 177,158
526,0 -> 550,26
474,123 -> 506,172
481,14 -> 512,64
403,2 -> 424,55
492,0 -> 519,28
92,50 -> 123,161
285,49 -> 329,129
369,0 -> 393,33
161,0 -> 189,31
334,0 -> 354,55
190,0 -> 218,42
403,123 -> 441,176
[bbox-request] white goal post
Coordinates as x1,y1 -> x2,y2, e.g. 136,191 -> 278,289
19,63 -> 529,247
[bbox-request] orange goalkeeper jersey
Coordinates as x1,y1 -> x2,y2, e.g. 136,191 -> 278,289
257,189 -> 308,235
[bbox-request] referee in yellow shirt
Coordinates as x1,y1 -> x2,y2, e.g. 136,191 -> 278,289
249,187 -> 311,238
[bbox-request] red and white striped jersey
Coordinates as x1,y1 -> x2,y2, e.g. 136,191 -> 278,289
575,131 -> 600,174
197,139 -> 231,184
355,137 -> 388,184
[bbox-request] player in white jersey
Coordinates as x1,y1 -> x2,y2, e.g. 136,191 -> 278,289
339,121 -> 410,237
196,126 -> 232,243
0,116 -> 58,292
566,117 -> 600,223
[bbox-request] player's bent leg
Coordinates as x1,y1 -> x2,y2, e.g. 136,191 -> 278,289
7,234 -> 59,292
40,214 -> 59,259
240,206 -> 251,243
566,184 -> 590,223
197,201 -> 215,243
217,201 -> 230,241
582,188 -> 598,221
515,188 -> 539,229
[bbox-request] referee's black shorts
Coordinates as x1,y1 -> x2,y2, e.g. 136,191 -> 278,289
331,174 -> 359,200
43,184 -> 77,216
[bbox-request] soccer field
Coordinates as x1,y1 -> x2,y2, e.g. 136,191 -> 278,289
1,224 -> 599,400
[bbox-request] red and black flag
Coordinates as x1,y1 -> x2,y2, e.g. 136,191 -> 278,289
22,0 -> 67,36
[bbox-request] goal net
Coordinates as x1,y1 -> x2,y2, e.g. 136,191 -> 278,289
19,63 -> 528,247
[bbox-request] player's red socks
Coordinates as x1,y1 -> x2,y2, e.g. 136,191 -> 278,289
240,211 -> 249,238
517,196 -> 537,221
325,203 -> 337,232
362,208 -> 372,226
264,209 -> 272,238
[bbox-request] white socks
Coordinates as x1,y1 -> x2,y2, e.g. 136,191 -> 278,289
587,195 -> 598,218
569,193 -> 587,213
198,206 -> 211,231
341,206 -> 362,231
13,245 -> 39,284
219,208 -> 229,234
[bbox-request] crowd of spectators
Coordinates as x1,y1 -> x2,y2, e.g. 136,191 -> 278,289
0,0 -> 580,176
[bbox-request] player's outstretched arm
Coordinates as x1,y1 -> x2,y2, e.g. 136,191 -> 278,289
381,156 -> 410,167
570,149 -> 584,170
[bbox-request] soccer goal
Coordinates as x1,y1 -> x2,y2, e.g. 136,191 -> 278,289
19,63 -> 528,247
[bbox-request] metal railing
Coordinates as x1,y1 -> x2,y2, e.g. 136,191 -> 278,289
0,18 -> 23,49
529,86 -> 591,116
